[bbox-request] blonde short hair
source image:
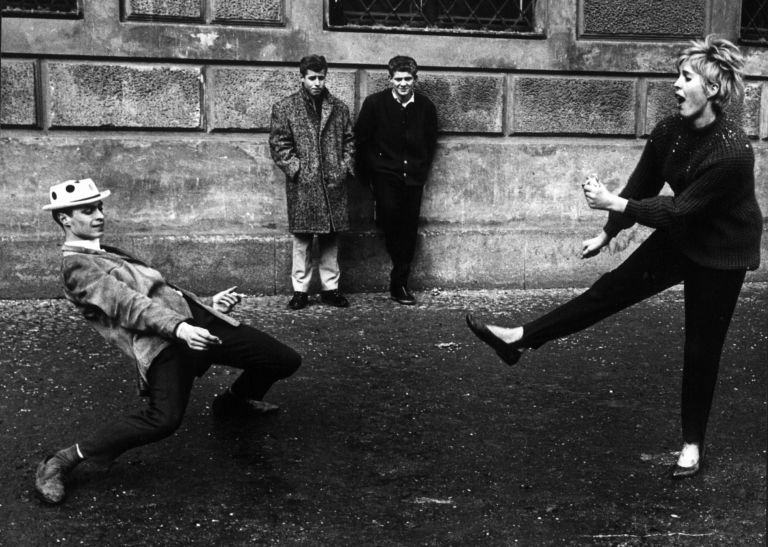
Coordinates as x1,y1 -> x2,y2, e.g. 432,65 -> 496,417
676,35 -> 745,113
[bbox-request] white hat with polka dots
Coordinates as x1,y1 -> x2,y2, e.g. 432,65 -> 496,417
43,178 -> 111,211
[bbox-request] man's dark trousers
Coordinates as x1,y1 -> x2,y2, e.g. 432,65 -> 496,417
79,302 -> 301,461
373,174 -> 424,289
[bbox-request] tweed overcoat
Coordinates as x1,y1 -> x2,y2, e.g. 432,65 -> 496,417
269,87 -> 355,234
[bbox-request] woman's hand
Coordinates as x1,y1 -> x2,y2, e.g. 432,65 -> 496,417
581,230 -> 611,259
212,286 -> 244,314
582,175 -> 627,213
175,322 -> 222,350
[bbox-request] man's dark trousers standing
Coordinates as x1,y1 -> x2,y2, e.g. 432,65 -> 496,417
373,174 -> 424,291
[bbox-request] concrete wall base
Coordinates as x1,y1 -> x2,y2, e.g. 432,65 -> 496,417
4,227 -> 764,299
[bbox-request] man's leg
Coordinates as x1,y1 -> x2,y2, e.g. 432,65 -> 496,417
519,230 -> 685,349
317,232 -> 340,290
206,320 -> 302,418
372,175 -> 401,270
289,233 -> 313,309
36,346 -> 198,503
373,175 -> 422,303
79,346 -> 198,460
394,183 -> 424,288
680,263 -> 745,450
317,232 -> 349,307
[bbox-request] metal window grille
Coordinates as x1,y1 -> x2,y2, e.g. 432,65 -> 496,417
1,0 -> 79,17
328,0 -> 536,34
741,0 -> 768,44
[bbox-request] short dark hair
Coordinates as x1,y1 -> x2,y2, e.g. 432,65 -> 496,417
388,55 -> 418,77
299,55 -> 328,75
51,208 -> 73,229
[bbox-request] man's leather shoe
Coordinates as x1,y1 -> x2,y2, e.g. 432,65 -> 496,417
212,391 -> 280,419
465,313 -> 522,366
320,289 -> 349,308
670,461 -> 701,479
288,291 -> 308,310
35,446 -> 82,504
390,285 -> 416,305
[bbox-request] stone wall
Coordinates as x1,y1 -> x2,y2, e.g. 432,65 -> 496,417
1,0 -> 766,298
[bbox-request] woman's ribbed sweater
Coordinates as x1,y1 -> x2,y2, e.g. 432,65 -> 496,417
604,114 -> 762,270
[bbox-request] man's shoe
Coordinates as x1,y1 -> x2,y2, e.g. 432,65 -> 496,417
212,391 -> 280,420
35,445 -> 83,504
465,313 -> 522,366
288,291 -> 308,310
390,285 -> 416,305
320,289 -> 349,308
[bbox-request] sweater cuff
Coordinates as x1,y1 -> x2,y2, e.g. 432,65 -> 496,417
624,198 -> 642,219
603,207 -> 636,238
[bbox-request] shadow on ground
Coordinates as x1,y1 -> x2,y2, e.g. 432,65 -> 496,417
1,286 -> 766,546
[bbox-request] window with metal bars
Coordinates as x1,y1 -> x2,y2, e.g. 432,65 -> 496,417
1,0 -> 80,17
741,0 -> 768,45
328,0 -> 537,35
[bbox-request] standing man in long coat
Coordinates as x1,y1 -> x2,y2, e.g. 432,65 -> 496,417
269,54 -> 355,310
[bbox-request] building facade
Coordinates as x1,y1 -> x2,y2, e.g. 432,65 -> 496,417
1,0 -> 766,297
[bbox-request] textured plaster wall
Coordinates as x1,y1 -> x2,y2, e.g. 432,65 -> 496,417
514,77 -> 636,135
210,68 -> 356,131
0,60 -> 36,127
366,72 -> 506,134
1,0 -> 766,298
582,0 -> 706,37
126,0 -> 283,22
48,63 -> 202,128
213,0 -> 282,22
127,0 -> 201,19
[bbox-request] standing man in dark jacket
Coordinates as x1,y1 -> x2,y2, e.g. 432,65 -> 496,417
355,55 -> 438,305
269,54 -> 355,310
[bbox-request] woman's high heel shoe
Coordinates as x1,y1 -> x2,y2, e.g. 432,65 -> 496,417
670,460 -> 701,479
465,313 -> 522,366
670,445 -> 704,479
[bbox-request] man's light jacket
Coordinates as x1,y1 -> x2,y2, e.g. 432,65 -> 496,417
60,244 -> 238,394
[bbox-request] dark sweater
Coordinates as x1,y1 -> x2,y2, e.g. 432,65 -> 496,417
354,89 -> 438,185
604,114 -> 762,270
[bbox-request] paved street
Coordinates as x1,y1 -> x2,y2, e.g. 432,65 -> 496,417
1,286 -> 766,546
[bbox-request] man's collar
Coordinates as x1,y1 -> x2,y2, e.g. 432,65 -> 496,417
391,89 -> 415,107
62,239 -> 102,253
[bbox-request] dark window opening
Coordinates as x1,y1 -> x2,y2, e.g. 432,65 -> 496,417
741,0 -> 768,45
1,0 -> 80,17
328,0 -> 537,35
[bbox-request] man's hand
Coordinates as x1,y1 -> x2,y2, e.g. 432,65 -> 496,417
212,286 -> 244,314
176,322 -> 222,351
581,230 -> 611,259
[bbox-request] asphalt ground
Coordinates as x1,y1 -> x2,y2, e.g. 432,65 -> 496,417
1,285 -> 766,546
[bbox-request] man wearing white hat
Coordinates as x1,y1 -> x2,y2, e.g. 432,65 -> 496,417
36,178 -> 302,504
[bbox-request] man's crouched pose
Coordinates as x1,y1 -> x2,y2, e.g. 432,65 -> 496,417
35,178 -> 301,504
